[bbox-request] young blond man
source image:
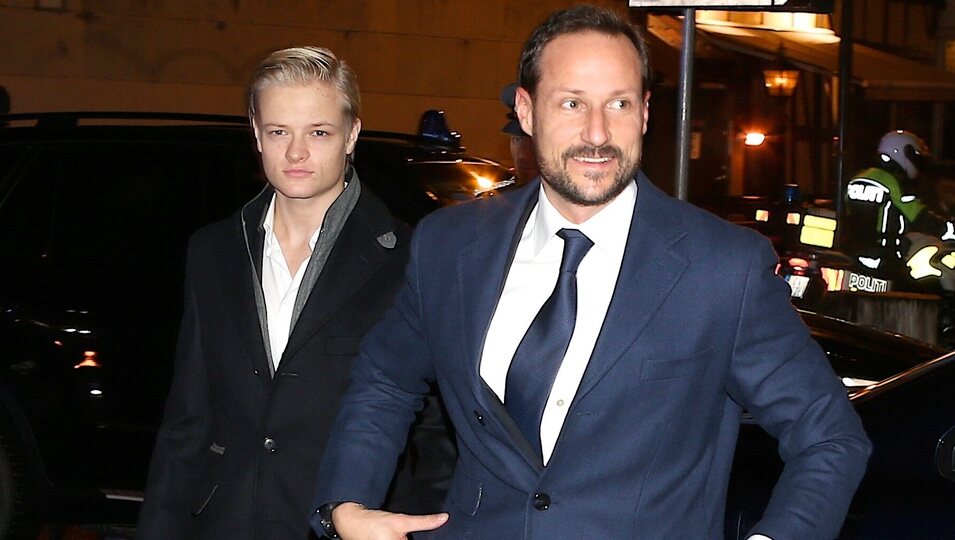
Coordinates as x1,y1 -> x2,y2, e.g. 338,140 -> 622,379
138,47 -> 448,539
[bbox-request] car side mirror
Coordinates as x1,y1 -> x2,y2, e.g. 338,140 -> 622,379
936,425 -> 955,481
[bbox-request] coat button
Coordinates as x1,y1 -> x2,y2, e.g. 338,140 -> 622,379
473,411 -> 486,426
533,492 -> 550,511
263,437 -> 277,452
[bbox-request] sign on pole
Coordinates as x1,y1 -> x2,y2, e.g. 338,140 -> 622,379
628,0 -> 833,12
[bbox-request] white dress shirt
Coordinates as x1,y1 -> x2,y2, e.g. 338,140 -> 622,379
261,195 -> 321,369
480,181 -> 635,465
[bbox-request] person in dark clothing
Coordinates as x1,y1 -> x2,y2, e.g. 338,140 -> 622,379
137,46 -> 451,540
845,129 -> 953,265
312,7 -> 868,540
500,82 -> 539,184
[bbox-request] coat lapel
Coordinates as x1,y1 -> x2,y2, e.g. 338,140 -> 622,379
234,188 -> 274,382
574,174 -> 689,402
279,190 -> 392,364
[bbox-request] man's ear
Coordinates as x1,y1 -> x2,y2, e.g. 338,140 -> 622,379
251,116 -> 263,153
642,91 -> 651,135
515,87 -> 533,137
346,117 -> 361,156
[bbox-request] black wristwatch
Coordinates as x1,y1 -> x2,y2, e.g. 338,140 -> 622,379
317,502 -> 345,539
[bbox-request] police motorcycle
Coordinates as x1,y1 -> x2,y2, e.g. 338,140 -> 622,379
750,184 -> 853,312
770,131 -> 955,346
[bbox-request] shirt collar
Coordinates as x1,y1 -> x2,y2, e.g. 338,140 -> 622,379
532,180 -> 637,257
262,194 -> 321,256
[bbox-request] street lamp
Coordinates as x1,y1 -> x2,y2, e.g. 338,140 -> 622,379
763,69 -> 800,97
762,46 -> 800,190
762,47 -> 800,97
744,131 -> 767,147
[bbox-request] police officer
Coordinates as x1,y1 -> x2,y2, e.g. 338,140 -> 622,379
500,82 -> 539,184
846,130 -> 955,346
846,130 -> 954,267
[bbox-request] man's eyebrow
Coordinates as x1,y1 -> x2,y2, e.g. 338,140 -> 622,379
260,121 -> 336,128
553,87 -> 641,96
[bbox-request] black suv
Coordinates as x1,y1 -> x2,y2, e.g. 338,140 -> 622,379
0,112 -> 513,536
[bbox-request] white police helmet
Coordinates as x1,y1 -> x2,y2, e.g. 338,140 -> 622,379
878,130 -> 930,179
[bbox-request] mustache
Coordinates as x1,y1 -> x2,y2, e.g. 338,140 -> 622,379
561,144 -> 623,161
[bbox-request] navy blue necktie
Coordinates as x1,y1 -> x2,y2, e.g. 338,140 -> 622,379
505,228 -> 593,457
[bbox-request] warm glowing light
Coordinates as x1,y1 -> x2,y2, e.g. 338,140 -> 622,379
755,209 -> 769,222
786,212 -> 801,225
803,215 -> 835,231
800,229 -> 833,248
788,257 -> 809,269
800,215 -> 837,248
820,267 -> 845,292
942,252 -> 955,270
763,69 -> 800,97
696,11 -> 834,35
744,132 -> 766,147
472,174 -> 495,190
74,350 -> 102,369
468,171 -> 515,196
841,376 -> 879,388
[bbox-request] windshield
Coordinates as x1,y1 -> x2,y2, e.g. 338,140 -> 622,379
407,161 -> 516,205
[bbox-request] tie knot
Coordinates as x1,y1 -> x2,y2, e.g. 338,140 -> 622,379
556,228 -> 593,274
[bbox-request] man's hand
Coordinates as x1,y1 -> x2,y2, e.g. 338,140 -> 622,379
333,502 -> 449,540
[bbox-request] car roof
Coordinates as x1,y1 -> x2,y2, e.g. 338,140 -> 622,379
850,349 -> 955,403
0,111 -> 501,164
800,309 -> 944,358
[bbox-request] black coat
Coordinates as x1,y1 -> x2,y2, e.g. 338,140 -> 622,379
138,185 -> 452,539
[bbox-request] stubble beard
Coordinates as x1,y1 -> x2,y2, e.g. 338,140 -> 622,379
537,144 -> 640,207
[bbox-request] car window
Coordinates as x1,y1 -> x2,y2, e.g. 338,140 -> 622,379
0,144 -> 28,190
816,339 -> 904,387
0,139 -> 262,277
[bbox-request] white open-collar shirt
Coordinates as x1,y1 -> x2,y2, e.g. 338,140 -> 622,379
261,194 -> 321,369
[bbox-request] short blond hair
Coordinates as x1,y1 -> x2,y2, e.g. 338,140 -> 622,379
247,46 -> 361,121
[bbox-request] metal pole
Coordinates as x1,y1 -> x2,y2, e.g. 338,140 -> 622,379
675,8 -> 695,201
835,0 -> 853,248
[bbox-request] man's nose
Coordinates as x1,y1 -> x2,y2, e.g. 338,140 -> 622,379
286,138 -> 308,162
582,109 -> 610,147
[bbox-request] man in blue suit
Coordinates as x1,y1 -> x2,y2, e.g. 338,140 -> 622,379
311,6 -> 871,539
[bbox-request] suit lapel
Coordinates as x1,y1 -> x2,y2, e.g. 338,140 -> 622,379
456,183 -> 538,400
574,174 -> 689,401
455,182 -> 543,471
455,177 -> 690,468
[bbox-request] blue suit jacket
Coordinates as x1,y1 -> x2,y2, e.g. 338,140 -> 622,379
312,174 -> 871,539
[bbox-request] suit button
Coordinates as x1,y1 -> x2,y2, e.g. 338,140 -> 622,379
533,492 -> 550,511
473,411 -> 486,426
263,437 -> 276,452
